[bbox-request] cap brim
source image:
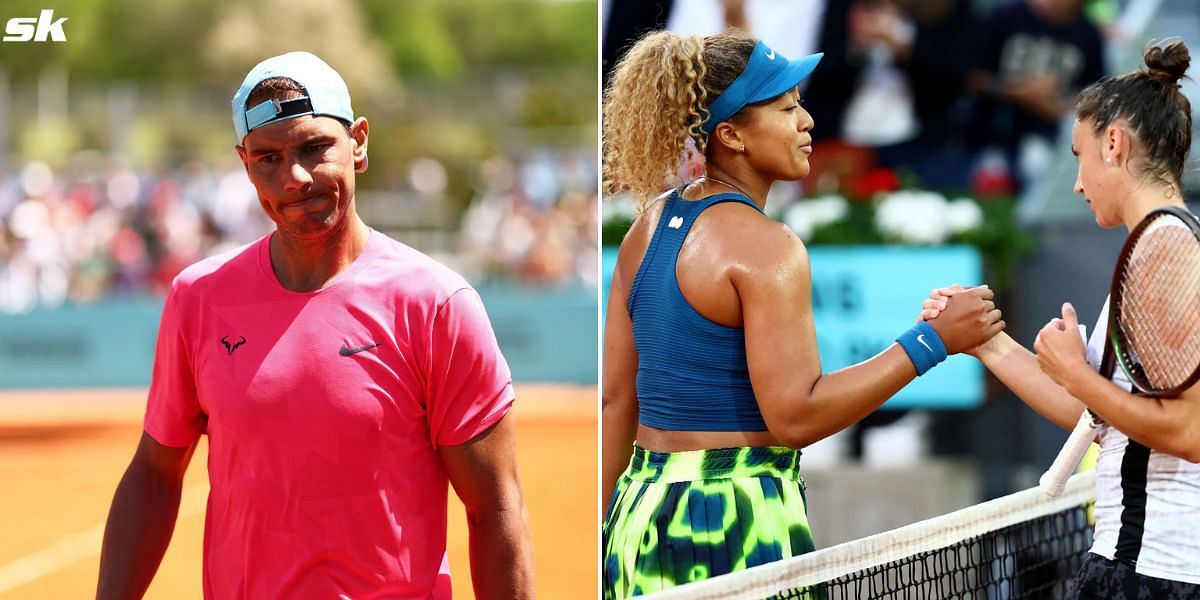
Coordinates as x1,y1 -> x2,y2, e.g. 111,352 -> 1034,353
748,52 -> 823,104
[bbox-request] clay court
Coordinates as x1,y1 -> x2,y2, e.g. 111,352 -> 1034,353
0,384 -> 597,599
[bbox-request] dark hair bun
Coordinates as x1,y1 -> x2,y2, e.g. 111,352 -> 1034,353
1144,40 -> 1190,84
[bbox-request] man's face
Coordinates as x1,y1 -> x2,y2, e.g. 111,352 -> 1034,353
236,114 -> 368,242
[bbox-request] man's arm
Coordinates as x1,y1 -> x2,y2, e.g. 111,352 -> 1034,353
439,413 -> 535,599
97,431 -> 196,599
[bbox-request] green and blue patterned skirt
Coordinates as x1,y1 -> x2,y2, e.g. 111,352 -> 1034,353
602,445 -> 816,598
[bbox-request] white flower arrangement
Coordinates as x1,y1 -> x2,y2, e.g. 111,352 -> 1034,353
874,191 -> 984,245
945,197 -> 985,235
782,194 -> 850,241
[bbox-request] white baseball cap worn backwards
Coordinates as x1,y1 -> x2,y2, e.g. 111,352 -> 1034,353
231,51 -> 355,143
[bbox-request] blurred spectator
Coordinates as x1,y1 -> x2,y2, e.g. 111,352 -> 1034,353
967,0 -> 1106,189
841,0 -> 922,149
815,0 -> 976,189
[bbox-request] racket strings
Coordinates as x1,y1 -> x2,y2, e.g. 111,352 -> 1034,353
1118,221 -> 1200,390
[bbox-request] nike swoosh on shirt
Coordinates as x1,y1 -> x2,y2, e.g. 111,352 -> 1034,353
339,342 -> 380,356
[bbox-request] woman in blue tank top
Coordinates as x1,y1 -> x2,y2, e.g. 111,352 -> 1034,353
601,29 -> 1005,598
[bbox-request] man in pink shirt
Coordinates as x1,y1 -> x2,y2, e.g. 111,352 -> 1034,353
97,52 -> 535,599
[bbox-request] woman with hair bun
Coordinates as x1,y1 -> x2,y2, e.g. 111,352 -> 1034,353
601,29 -> 1004,597
928,39 -> 1200,598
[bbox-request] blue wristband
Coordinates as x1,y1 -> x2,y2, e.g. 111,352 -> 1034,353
896,321 -> 948,376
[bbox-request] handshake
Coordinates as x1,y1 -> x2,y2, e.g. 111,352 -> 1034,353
916,285 -> 1094,395
915,284 -> 1005,356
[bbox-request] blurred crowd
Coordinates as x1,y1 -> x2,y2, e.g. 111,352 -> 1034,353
604,0 -> 1134,197
0,154 -> 264,313
0,148 -> 597,314
459,150 -> 599,289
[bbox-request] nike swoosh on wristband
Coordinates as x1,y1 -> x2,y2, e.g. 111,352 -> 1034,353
765,48 -> 776,60
339,342 -> 380,356
917,334 -> 933,354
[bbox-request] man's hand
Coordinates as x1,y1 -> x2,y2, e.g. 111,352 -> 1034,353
1034,302 -> 1091,390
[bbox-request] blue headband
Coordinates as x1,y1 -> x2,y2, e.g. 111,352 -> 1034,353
702,42 -> 823,135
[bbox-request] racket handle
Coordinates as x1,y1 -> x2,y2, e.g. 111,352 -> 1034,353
1040,411 -> 1098,497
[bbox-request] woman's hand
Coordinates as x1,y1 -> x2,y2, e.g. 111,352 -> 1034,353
917,283 -> 962,322
919,284 -> 1001,356
923,286 -> 1004,355
1033,303 -> 1091,390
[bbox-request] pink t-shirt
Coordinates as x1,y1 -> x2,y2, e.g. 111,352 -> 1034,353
144,230 -> 514,599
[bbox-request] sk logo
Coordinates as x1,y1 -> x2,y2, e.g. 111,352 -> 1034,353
668,216 -> 684,229
3,10 -> 68,43
221,335 -> 246,356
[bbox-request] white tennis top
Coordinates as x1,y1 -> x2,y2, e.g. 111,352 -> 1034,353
1087,298 -> 1200,584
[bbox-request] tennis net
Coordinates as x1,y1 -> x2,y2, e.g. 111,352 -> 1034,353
639,471 -> 1096,600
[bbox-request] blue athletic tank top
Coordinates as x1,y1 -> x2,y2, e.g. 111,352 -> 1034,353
628,190 -> 768,431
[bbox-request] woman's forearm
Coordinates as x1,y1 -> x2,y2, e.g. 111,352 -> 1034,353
977,332 -> 1086,431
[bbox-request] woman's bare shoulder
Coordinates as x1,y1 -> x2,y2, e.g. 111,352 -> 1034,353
704,202 -> 809,273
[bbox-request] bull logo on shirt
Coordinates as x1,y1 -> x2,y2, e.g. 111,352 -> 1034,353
220,335 -> 246,356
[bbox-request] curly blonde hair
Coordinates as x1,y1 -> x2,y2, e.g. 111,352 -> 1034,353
603,30 -> 757,207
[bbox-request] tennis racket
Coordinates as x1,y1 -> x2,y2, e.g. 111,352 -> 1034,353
1040,205 -> 1200,497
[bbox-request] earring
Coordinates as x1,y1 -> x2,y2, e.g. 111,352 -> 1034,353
740,145 -> 745,153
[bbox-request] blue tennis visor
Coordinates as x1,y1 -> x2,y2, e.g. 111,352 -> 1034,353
702,42 -> 823,135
